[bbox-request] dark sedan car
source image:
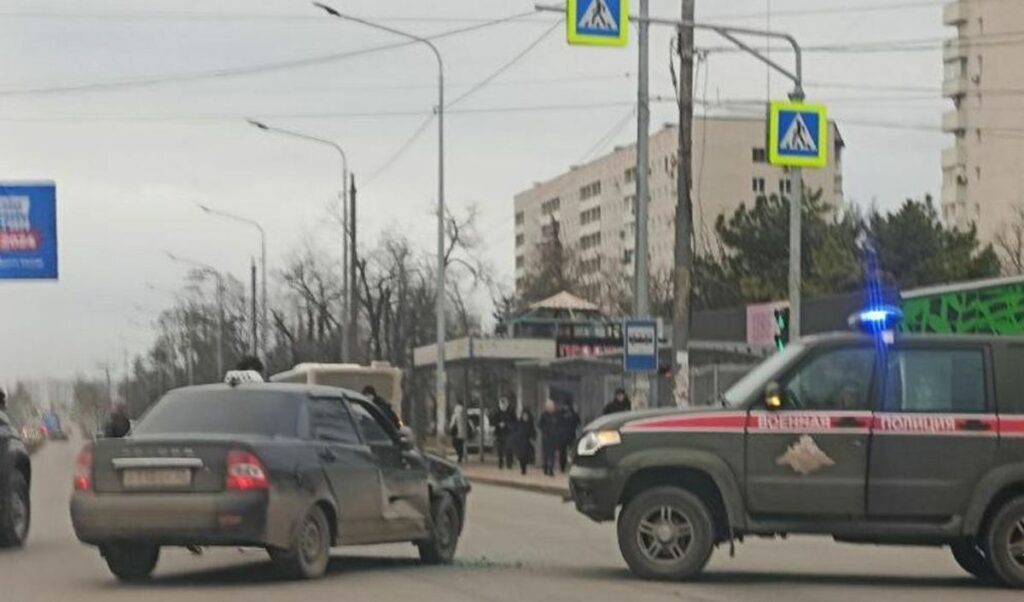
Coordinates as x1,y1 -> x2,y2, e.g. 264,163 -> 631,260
70,383 -> 470,581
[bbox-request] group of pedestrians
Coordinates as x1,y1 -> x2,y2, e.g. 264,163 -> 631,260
451,388 -> 634,475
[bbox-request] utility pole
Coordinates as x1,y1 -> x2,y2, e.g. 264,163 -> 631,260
340,189 -> 348,361
250,257 -> 258,356
633,0 -> 652,408
672,0 -> 696,407
349,174 -> 359,362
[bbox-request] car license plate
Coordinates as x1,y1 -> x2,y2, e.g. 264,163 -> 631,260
122,468 -> 192,489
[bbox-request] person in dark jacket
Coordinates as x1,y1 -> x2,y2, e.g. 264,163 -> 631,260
362,386 -> 401,430
556,402 -> 581,473
103,404 -> 131,438
602,388 -> 632,415
537,400 -> 561,477
509,409 -> 536,475
490,396 -> 517,470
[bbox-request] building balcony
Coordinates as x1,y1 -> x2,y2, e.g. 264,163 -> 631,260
942,109 -> 967,133
943,1 -> 967,26
942,73 -> 968,98
943,39 -> 966,62
942,145 -> 967,169
941,182 -> 967,207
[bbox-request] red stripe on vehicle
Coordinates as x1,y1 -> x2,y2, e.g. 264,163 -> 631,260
1000,416 -> 1024,437
622,413 -> 746,432
747,411 -> 872,433
872,414 -> 998,436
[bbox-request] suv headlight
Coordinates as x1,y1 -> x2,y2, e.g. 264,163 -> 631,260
577,430 -> 622,456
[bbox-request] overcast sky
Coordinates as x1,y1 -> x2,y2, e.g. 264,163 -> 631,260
0,0 -> 947,380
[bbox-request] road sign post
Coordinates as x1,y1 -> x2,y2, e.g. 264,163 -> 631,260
0,182 -> 58,280
624,319 -> 658,373
567,0 -> 629,47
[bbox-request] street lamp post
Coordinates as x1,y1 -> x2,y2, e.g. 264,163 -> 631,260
166,251 -> 226,379
198,204 -> 267,361
313,2 -> 448,437
246,119 -> 351,362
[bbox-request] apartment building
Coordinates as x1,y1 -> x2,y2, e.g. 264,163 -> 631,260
513,116 -> 844,293
942,0 -> 1024,241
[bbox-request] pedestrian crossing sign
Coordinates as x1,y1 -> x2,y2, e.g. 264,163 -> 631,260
768,101 -> 828,168
567,0 -> 628,47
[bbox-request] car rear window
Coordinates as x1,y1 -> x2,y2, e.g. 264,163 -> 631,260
134,389 -> 301,438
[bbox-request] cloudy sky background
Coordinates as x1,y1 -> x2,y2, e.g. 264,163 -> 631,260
0,0 -> 948,379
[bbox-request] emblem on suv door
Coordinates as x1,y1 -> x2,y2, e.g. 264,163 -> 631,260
776,435 -> 835,475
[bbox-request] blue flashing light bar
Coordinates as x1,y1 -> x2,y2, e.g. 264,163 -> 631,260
849,305 -> 903,333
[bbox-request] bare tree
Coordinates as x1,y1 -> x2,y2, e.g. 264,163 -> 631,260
995,203 -> 1024,275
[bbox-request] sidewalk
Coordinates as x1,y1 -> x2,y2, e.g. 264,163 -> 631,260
455,459 -> 571,498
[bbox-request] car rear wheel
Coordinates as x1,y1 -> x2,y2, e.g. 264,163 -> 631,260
101,543 -> 160,582
270,505 -> 330,580
986,497 -> 1024,588
417,493 -> 460,565
0,471 -> 30,548
617,486 -> 715,581
951,540 -> 995,580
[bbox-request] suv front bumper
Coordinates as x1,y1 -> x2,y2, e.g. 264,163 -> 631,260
569,465 -> 621,522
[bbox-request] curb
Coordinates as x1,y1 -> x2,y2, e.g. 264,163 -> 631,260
465,474 -> 570,499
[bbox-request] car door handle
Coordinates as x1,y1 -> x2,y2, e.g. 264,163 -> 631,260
961,419 -> 992,432
835,416 -> 865,428
319,448 -> 338,462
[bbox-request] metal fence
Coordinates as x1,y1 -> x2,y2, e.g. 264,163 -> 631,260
690,363 -> 755,406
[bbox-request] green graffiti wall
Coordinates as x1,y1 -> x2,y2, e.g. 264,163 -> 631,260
900,284 -> 1024,334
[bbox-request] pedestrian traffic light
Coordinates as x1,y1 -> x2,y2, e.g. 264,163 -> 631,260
773,307 -> 790,350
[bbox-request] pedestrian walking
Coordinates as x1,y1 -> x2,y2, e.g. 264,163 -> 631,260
448,402 -> 468,463
510,409 -> 536,475
602,387 -> 632,415
363,385 -> 402,430
490,396 -> 517,470
103,404 -> 131,439
556,402 -> 581,473
538,400 -> 561,477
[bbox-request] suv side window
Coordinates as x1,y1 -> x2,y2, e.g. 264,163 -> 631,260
348,401 -> 394,446
882,348 -> 986,413
308,398 -> 360,444
781,346 -> 874,411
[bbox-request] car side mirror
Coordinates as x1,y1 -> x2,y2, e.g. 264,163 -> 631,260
764,382 -> 784,411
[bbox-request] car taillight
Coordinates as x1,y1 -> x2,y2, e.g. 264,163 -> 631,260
74,445 -> 93,492
225,450 -> 269,491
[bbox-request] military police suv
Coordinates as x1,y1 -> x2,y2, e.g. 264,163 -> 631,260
570,331 -> 1024,587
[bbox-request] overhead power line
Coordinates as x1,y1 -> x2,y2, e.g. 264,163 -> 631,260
0,10 -> 547,97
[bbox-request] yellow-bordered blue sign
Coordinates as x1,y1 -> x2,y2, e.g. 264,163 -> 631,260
567,0 -> 629,47
768,101 -> 828,168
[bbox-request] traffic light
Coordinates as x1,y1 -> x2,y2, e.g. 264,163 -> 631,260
773,307 -> 790,350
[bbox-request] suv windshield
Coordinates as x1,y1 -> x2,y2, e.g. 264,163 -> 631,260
134,389 -> 301,438
721,343 -> 804,407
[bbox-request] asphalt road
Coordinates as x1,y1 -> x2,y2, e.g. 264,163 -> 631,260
2,435 -> 1021,601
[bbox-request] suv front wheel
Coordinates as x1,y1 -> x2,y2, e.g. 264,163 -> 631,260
950,540 -> 995,580
617,486 -> 715,581
986,497 -> 1024,588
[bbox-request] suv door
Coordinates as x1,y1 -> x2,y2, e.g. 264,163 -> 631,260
745,344 -> 875,517
348,400 -> 429,539
306,397 -> 384,543
867,344 -> 997,519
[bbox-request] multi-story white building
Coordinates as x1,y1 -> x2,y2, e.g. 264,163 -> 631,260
942,0 -> 1024,241
513,116 -> 844,294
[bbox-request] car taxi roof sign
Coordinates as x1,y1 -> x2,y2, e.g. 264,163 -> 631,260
224,370 -> 264,387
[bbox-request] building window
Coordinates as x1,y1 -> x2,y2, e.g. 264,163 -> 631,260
541,197 -> 560,215
779,179 -> 792,195
581,257 -> 602,275
752,178 -> 766,193
515,255 -> 524,269
541,219 -> 559,240
580,232 -> 602,251
580,206 -> 601,226
580,180 -> 602,200
624,167 -> 636,183
514,211 -> 524,226
623,249 -> 634,264
515,233 -> 524,247
624,195 -> 636,215
752,147 -> 767,163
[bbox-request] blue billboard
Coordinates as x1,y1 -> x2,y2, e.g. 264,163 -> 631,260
0,182 -> 58,280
